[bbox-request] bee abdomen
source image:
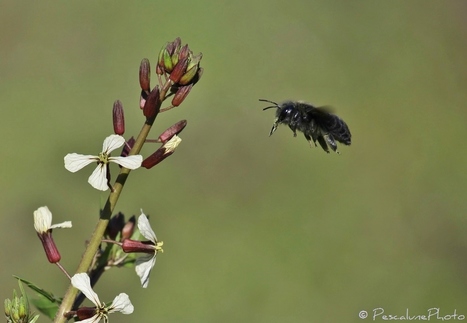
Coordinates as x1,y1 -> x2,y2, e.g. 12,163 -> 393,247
325,116 -> 351,145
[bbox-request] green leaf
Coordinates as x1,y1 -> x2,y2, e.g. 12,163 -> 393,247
13,276 -> 60,303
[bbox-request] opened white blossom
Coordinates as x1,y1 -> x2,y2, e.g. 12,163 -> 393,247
135,211 -> 163,288
71,273 -> 134,322
64,134 -> 142,191
33,206 -> 72,234
121,211 -> 163,288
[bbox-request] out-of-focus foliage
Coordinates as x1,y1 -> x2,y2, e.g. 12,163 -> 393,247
1,1 -> 466,322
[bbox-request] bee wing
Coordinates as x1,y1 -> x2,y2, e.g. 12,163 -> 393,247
314,105 -> 334,113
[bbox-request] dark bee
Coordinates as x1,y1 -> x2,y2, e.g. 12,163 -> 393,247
260,99 -> 351,154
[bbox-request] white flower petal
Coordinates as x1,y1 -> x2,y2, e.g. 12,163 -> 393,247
33,206 -> 53,233
109,293 -> 134,315
163,135 -> 182,153
102,134 -> 125,153
137,212 -> 157,242
88,164 -> 108,191
71,273 -> 101,307
109,155 -> 142,170
49,221 -> 72,229
64,154 -> 98,173
135,254 -> 156,288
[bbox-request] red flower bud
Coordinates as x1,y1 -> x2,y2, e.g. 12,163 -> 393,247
106,212 -> 125,240
112,100 -> 125,135
139,58 -> 151,92
167,37 -> 181,56
178,44 -> 190,61
179,53 -> 202,85
142,135 -> 181,169
121,215 -> 136,241
142,147 -> 172,169
36,232 -> 61,263
143,86 -> 161,120
122,239 -> 156,254
169,57 -> 189,84
76,307 -> 97,321
171,84 -> 193,107
158,120 -> 187,143
120,136 -> 135,158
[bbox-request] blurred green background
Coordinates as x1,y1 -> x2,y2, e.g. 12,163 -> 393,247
2,1 -> 467,322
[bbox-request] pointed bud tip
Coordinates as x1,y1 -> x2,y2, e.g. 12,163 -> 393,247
158,120 -> 187,143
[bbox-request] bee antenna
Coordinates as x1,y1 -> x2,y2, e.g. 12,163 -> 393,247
259,99 -> 280,111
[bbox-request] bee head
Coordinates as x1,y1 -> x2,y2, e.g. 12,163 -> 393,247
259,99 -> 282,136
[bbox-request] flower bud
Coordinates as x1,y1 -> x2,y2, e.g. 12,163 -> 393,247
106,212 -> 125,240
178,44 -> 190,61
139,89 -> 148,110
172,84 -> 193,107
158,38 -> 182,74
122,239 -> 157,254
112,100 -> 125,135
168,37 -> 181,56
156,63 -> 164,76
76,307 -> 98,321
142,135 -> 182,169
121,215 -> 136,241
169,57 -> 189,84
158,120 -> 187,143
4,287 -> 39,323
142,147 -> 171,169
18,298 -> 27,318
179,53 -> 202,85
143,86 -> 161,120
120,136 -> 135,158
139,58 -> 151,92
160,48 -> 173,73
36,232 -> 61,263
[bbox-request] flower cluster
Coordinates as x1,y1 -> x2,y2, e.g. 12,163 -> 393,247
4,282 -> 40,323
139,37 -> 203,118
157,37 -> 203,87
23,37 -> 202,323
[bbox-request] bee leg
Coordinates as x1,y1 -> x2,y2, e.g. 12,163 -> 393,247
304,133 -> 316,148
325,134 -> 339,154
317,135 -> 330,153
268,122 -> 278,136
288,124 -> 298,137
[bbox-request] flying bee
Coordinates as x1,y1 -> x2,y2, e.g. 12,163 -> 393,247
260,99 -> 351,154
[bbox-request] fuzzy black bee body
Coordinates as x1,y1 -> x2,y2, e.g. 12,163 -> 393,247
261,99 -> 351,153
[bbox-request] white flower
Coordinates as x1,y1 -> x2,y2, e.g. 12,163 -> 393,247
135,211 -> 163,288
33,206 -> 72,234
64,135 -> 142,191
71,273 -> 134,322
